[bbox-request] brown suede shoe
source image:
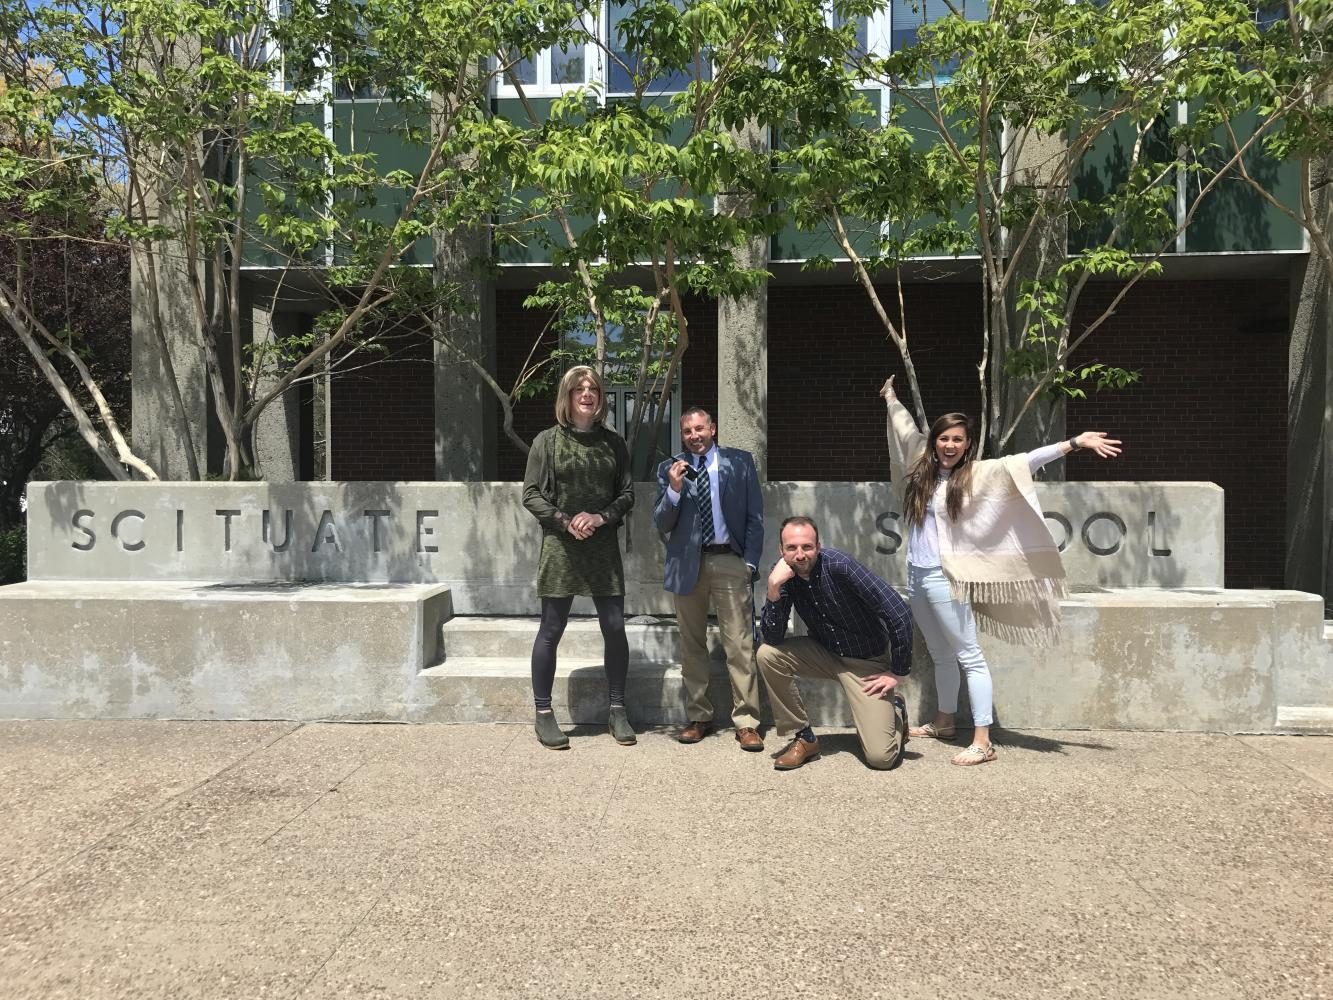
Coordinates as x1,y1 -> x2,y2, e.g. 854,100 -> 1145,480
676,721 -> 714,744
735,727 -> 764,752
773,735 -> 820,771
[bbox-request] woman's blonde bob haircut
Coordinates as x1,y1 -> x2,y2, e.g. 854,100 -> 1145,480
554,365 -> 609,427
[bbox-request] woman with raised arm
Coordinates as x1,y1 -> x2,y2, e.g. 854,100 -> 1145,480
880,376 -> 1122,765
523,365 -> 637,750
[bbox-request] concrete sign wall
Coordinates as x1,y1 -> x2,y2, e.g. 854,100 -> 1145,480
26,480 -> 1223,614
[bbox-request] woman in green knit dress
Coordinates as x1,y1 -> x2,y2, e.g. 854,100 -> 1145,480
522,365 -> 636,750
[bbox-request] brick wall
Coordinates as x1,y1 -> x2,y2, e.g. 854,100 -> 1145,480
495,291 -> 560,482
680,297 -> 719,430
329,324 -> 435,481
766,278 -> 1289,588
1065,279 -> 1289,589
767,282 -> 985,481
332,276 -> 1291,588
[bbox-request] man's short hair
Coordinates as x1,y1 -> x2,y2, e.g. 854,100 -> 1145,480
680,405 -> 714,426
780,515 -> 820,545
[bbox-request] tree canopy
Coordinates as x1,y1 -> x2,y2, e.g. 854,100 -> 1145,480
0,0 -> 1327,481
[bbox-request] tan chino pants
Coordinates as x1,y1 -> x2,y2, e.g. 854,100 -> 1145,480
674,551 -> 762,729
756,637 -> 905,769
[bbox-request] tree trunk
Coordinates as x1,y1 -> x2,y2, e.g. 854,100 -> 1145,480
1285,148 -> 1333,612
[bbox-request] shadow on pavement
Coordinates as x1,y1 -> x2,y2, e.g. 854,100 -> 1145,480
991,728 -> 1115,753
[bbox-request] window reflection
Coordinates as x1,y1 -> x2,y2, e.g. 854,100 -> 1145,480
500,15 -> 589,92
608,0 -> 711,94
890,0 -> 989,53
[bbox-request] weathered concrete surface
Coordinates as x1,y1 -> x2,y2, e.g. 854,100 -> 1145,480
130,232 -> 209,480
249,299 -> 304,483
26,480 -> 1225,615
422,590 -> 1331,733
716,119 -> 770,478
1,583 -> 1327,732
0,582 -> 452,722
1000,588 -> 1327,732
999,126 -> 1071,459
1279,622 -> 1333,729
0,720 -> 1329,999
432,214 -> 496,481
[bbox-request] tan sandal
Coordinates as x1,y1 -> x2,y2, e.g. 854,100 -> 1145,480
951,743 -> 997,766
908,722 -> 957,740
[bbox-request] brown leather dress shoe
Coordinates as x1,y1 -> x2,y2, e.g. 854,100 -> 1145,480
677,721 -> 713,744
735,727 -> 764,752
773,735 -> 820,771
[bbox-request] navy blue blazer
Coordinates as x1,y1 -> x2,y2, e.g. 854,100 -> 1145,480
653,446 -> 764,596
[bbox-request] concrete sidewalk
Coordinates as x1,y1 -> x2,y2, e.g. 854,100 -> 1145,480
1,721 -> 1330,999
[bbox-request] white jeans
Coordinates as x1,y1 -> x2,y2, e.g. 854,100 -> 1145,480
907,565 -> 994,727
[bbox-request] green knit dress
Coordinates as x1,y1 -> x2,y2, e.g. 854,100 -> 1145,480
535,426 -> 626,598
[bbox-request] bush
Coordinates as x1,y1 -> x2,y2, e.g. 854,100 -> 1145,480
0,525 -> 26,584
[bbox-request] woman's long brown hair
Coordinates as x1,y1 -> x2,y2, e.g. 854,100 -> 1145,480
902,413 -> 978,526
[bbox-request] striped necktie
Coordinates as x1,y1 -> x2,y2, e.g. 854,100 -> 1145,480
694,454 -> 714,545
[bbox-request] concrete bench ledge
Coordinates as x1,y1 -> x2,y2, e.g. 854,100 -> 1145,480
0,579 -> 455,603
0,582 -> 1328,732
0,580 -> 454,721
428,590 -> 1332,732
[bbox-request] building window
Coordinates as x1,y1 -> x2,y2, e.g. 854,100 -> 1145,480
1253,2 -> 1287,31
331,6 -> 384,101
612,388 -> 678,472
831,6 -> 871,67
607,0 -> 711,95
889,0 -> 989,53
497,12 -> 596,96
256,0 -> 314,96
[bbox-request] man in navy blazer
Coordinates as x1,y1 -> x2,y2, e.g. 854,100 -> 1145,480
654,406 -> 765,750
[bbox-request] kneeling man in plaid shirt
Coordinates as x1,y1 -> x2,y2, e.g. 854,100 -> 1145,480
758,515 -> 913,771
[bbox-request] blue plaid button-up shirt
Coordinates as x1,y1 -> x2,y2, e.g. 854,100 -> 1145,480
760,547 -> 913,676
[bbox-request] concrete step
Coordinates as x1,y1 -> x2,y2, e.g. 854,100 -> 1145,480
5,584 -> 1329,732
440,615 -> 731,662
1278,622 -> 1333,729
0,580 -> 455,721
416,655 -> 856,727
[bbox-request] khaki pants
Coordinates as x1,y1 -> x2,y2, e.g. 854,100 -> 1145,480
674,552 -> 762,729
756,637 -> 905,770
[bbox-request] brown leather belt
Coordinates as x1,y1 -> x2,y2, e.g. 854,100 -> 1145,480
702,544 -> 733,555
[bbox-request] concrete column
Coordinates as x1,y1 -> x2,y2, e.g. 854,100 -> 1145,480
430,88 -> 497,481
432,230 -> 497,481
130,234 -> 209,481
997,127 -> 1069,469
716,119 -> 769,479
126,34 -> 207,482
1285,154 -> 1332,613
249,296 -> 304,482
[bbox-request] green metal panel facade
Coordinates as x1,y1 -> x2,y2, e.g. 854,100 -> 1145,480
770,88 -> 884,263
1068,88 -> 1179,255
1183,104 -> 1304,253
331,100 -> 432,266
244,91 -> 1303,272
241,104 -> 329,269
1070,92 -> 1303,255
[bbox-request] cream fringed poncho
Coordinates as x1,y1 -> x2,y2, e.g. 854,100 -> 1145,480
886,397 -> 1066,646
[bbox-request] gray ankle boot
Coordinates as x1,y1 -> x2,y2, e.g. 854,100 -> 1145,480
534,710 -> 569,750
608,706 -> 637,746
